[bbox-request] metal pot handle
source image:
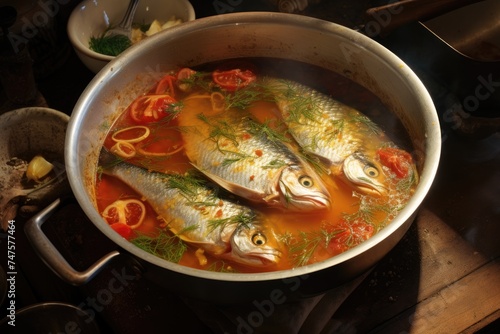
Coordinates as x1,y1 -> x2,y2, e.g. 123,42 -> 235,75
24,198 -> 120,286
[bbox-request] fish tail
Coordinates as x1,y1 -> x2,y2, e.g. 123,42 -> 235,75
98,149 -> 124,172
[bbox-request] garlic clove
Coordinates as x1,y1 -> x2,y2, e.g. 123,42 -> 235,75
26,155 -> 54,182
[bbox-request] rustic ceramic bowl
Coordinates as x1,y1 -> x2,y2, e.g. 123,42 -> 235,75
67,0 -> 196,73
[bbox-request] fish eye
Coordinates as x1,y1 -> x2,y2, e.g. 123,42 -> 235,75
364,165 -> 379,178
252,232 -> 267,246
299,175 -> 314,188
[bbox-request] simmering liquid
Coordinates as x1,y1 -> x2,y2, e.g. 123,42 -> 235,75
95,59 -> 417,273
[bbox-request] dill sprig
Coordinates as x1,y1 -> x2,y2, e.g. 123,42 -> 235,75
132,230 -> 187,263
396,167 -> 419,193
245,118 -> 290,144
265,79 -> 319,123
262,159 -> 287,169
324,119 -> 345,142
208,211 -> 255,233
288,228 -> 339,267
177,71 -> 213,92
224,83 -> 273,110
197,114 -> 240,149
89,34 -> 131,56
298,150 -> 329,175
343,192 -> 393,225
349,112 -> 383,136
176,224 -> 201,236
220,150 -> 253,166
163,172 -> 206,196
207,261 -> 238,273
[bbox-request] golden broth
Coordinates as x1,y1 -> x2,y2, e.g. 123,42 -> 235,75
95,59 -> 417,273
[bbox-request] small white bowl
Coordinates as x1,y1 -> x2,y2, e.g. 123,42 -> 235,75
67,0 -> 195,73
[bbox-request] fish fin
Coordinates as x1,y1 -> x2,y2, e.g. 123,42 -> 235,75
177,236 -> 227,255
329,164 -> 343,176
190,163 -> 266,202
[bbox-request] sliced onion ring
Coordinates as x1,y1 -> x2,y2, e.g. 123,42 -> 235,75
135,141 -> 184,157
111,126 -> 150,143
183,94 -> 211,102
110,141 -> 136,159
210,92 -> 226,114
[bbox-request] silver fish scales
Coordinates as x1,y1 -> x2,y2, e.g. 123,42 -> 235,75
177,99 -> 331,211
100,150 -> 282,267
266,78 -> 394,196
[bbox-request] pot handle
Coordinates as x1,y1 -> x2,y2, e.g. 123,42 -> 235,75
24,198 -> 120,286
364,0 -> 484,35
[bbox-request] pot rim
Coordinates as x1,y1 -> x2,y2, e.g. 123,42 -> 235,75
67,12 -> 441,283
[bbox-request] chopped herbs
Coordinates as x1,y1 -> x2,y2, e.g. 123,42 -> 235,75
132,231 -> 187,263
89,34 -> 131,56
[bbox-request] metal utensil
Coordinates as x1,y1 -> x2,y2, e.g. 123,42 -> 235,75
104,0 -> 140,39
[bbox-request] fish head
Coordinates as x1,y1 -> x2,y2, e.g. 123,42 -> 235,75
278,165 -> 331,211
229,222 -> 282,267
342,152 -> 388,196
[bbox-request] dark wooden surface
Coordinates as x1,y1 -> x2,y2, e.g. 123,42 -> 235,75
1,1 -> 498,333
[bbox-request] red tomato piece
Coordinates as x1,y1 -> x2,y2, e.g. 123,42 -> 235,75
212,68 -> 256,91
102,199 -> 146,230
129,94 -> 178,124
326,220 -> 375,255
176,68 -> 197,92
110,223 -> 133,240
154,75 -> 177,96
377,147 -> 413,178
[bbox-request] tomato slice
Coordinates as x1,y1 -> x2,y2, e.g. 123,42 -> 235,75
175,68 -> 197,92
326,220 -> 374,255
154,75 -> 177,96
377,147 -> 413,178
129,94 -> 178,124
102,199 -> 146,230
212,68 -> 256,91
110,223 -> 133,240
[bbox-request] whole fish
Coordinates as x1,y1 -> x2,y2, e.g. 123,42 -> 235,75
99,150 -> 282,267
265,78 -> 404,196
177,99 -> 331,211
342,152 -> 388,196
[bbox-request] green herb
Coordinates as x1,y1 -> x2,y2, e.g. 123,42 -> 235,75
396,168 -> 418,193
220,151 -> 253,166
287,228 -> 340,267
350,113 -> 382,136
298,150 -> 329,175
324,119 -> 345,142
224,84 -> 272,110
164,173 -> 204,197
207,261 -> 238,273
197,114 -> 239,149
246,118 -> 290,144
262,159 -> 287,169
267,80 -> 318,123
132,230 -> 187,263
176,224 -> 201,236
343,192 -> 392,225
89,34 -> 131,56
178,71 -> 213,91
208,211 -> 254,233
